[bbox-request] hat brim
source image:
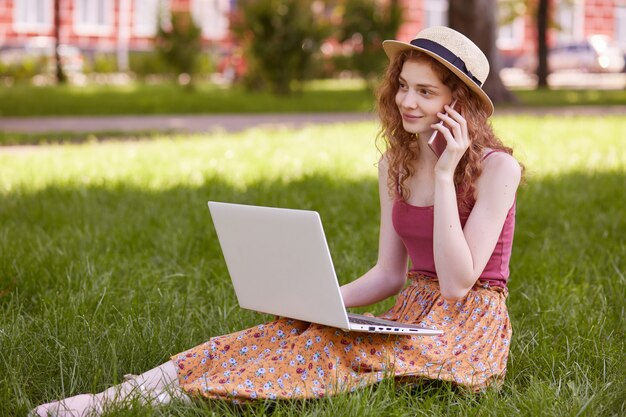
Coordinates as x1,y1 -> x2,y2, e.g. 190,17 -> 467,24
382,40 -> 494,116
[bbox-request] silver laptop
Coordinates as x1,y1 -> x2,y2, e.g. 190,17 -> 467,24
208,201 -> 443,336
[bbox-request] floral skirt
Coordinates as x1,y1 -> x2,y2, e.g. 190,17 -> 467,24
171,274 -> 511,401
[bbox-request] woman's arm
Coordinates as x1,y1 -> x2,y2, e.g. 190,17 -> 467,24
431,104 -> 521,300
340,156 -> 409,308
433,152 -> 521,300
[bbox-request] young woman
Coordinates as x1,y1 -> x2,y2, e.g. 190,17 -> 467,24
32,26 -> 522,416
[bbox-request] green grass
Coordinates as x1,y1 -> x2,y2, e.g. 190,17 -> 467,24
511,88 -> 626,108
0,130 -> 179,146
0,81 -> 624,118
1,117 -> 625,416
0,82 -> 376,117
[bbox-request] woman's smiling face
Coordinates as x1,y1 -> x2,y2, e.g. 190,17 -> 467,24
395,59 -> 453,137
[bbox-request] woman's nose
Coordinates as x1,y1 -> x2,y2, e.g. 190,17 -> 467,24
401,90 -> 417,109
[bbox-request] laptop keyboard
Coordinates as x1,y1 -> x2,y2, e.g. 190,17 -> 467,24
348,314 -> 417,328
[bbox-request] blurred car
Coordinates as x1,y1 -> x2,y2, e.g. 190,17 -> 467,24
515,35 -> 625,73
0,36 -> 84,74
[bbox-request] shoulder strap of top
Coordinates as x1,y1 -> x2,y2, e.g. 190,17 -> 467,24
482,149 -> 501,161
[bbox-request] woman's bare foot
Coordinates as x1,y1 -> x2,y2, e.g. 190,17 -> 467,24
30,361 -> 186,416
29,394 -> 101,417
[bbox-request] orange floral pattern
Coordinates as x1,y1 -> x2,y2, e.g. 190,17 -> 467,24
171,274 -> 511,401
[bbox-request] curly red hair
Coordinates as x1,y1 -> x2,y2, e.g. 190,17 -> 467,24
376,50 -> 519,208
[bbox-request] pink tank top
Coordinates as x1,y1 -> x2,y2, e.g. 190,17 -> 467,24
391,180 -> 516,289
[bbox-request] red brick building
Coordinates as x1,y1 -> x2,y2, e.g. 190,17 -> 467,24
397,0 -> 626,65
0,0 -> 232,69
1,0 -> 625,70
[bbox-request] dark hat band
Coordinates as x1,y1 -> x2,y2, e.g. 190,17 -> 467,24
410,38 -> 483,87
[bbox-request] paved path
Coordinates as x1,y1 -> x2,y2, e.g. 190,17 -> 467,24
1,106 -> 625,134
0,112 -> 377,134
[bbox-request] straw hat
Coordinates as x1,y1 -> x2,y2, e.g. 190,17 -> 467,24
383,26 -> 494,116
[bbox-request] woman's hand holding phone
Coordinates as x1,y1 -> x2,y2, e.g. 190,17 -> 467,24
429,100 -> 470,177
427,100 -> 458,158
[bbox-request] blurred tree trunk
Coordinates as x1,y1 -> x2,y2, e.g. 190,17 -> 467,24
536,0 -> 549,87
53,0 -> 67,84
448,0 -> 516,104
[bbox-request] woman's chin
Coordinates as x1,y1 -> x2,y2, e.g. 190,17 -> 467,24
402,124 -> 429,137
401,123 -> 419,135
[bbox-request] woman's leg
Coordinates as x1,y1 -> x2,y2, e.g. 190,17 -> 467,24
101,360 -> 188,406
30,360 -> 188,417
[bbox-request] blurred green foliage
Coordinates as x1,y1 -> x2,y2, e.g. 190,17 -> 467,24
0,57 -> 46,83
155,10 -> 203,85
86,53 -> 118,74
128,51 -> 171,79
337,0 -> 403,87
232,0 -> 332,95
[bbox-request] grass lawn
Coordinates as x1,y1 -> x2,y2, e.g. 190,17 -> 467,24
0,80 -> 625,118
0,82 -> 376,117
1,116 -> 625,416
511,87 -> 626,108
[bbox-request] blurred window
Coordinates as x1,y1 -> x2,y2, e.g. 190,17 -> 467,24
191,0 -> 230,40
556,0 -> 583,42
133,0 -> 170,36
74,0 -> 114,35
13,0 -> 52,32
497,0 -> 525,50
616,6 -> 626,49
424,0 -> 448,28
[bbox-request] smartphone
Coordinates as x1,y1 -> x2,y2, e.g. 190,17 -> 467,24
427,100 -> 458,158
